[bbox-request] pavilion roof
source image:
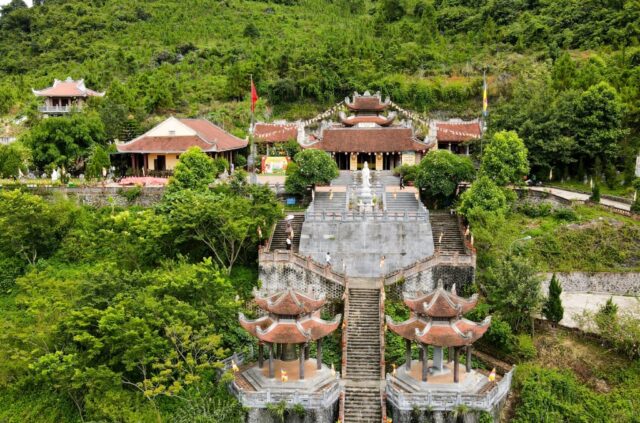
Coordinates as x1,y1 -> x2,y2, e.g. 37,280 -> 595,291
386,313 -> 427,340
436,120 -> 482,142
253,122 -> 298,143
116,117 -> 247,154
32,77 -> 105,98
239,311 -> 341,344
414,317 -> 491,347
338,111 -> 396,127
403,283 -> 478,318
253,288 -> 326,315
345,91 -> 390,112
307,127 -> 433,153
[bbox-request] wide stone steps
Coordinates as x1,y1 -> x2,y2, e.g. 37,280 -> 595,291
312,192 -> 347,212
385,192 -> 421,211
429,211 -> 467,254
269,214 -> 304,252
344,386 -> 382,422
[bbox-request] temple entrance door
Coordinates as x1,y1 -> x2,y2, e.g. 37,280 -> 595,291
357,153 -> 376,170
334,153 -> 350,170
383,153 -> 401,170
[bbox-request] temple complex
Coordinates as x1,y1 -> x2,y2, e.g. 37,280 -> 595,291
251,91 -> 484,172
232,288 -> 342,423
32,77 -> 105,115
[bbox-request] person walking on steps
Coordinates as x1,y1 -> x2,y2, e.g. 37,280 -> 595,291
286,236 -> 292,250
325,252 -> 331,266
399,175 -> 405,190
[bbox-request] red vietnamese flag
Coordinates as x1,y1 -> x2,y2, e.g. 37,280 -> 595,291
250,78 -> 259,113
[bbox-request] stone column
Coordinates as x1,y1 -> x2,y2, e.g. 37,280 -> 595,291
405,338 -> 412,370
421,343 -> 428,382
258,342 -> 264,369
316,339 -> 323,370
432,346 -> 444,372
453,347 -> 460,383
268,343 -> 275,378
466,345 -> 472,373
299,343 -> 306,380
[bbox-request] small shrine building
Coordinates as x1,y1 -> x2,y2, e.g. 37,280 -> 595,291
32,77 -> 105,115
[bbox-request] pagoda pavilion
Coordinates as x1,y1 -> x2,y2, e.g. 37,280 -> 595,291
307,92 -> 433,170
233,288 -> 342,422
386,281 -> 490,383
32,77 -> 105,115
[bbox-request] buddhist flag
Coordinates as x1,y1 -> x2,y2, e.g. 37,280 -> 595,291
482,71 -> 488,117
250,78 -> 259,113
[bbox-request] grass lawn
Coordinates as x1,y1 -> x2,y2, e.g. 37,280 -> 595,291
547,180 -> 636,200
474,205 -> 640,273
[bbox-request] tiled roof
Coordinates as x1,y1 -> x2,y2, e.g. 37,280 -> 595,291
386,314 -> 427,340
254,288 -> 326,315
32,77 -> 104,98
253,123 -> 298,143
414,317 -> 491,347
115,118 -> 247,153
346,95 -> 390,112
339,112 -> 396,127
436,121 -> 482,142
309,127 -> 432,153
403,288 -> 478,318
180,119 -> 247,151
239,311 -> 341,344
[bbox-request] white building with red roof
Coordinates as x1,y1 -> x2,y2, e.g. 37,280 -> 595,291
32,77 -> 105,115
115,116 -> 247,174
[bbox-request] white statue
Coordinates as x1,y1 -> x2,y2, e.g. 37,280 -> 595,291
51,168 -> 60,182
362,161 -> 371,190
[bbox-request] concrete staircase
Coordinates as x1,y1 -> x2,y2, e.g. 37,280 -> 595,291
313,191 -> 346,212
385,191 -> 420,212
269,213 -> 304,252
344,286 -> 383,422
429,211 -> 466,254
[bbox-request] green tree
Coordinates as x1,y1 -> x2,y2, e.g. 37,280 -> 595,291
590,182 -> 601,202
480,131 -> 530,186
551,52 -> 576,91
285,149 -> 338,194
23,112 -> 107,171
543,274 -> 564,325
85,145 -> 111,180
378,0 -> 405,22
0,190 -> 75,265
165,147 -> 218,195
458,176 -> 510,222
415,150 -> 475,208
485,254 -> 542,334
0,141 -> 29,178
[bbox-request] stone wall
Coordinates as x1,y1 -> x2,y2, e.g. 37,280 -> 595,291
259,262 -> 345,302
386,264 -> 475,300
540,272 -> 640,296
515,188 -> 577,208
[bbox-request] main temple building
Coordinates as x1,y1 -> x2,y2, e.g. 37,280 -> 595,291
252,91 -> 483,170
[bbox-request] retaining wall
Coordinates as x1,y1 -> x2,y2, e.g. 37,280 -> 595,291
541,272 -> 640,296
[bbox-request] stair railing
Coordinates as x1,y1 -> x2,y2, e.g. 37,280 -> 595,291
264,221 -> 278,252
341,278 -> 349,380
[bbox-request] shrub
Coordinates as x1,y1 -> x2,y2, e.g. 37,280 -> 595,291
117,185 -> 143,203
517,202 -> 552,218
234,155 -> 247,168
553,207 -> 577,221
514,334 -> 536,360
393,164 -> 418,182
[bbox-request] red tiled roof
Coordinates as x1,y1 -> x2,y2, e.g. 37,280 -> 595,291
403,289 -> 478,318
386,314 -> 427,340
346,96 -> 390,112
309,127 -> 432,153
339,113 -> 396,127
32,78 -> 104,98
415,317 -> 491,347
436,121 -> 482,142
115,118 -> 247,153
240,311 -> 342,344
253,123 -> 298,143
254,288 -> 326,315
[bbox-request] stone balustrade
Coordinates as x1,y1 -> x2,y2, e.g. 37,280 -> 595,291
386,368 -> 514,412
230,377 -> 342,409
